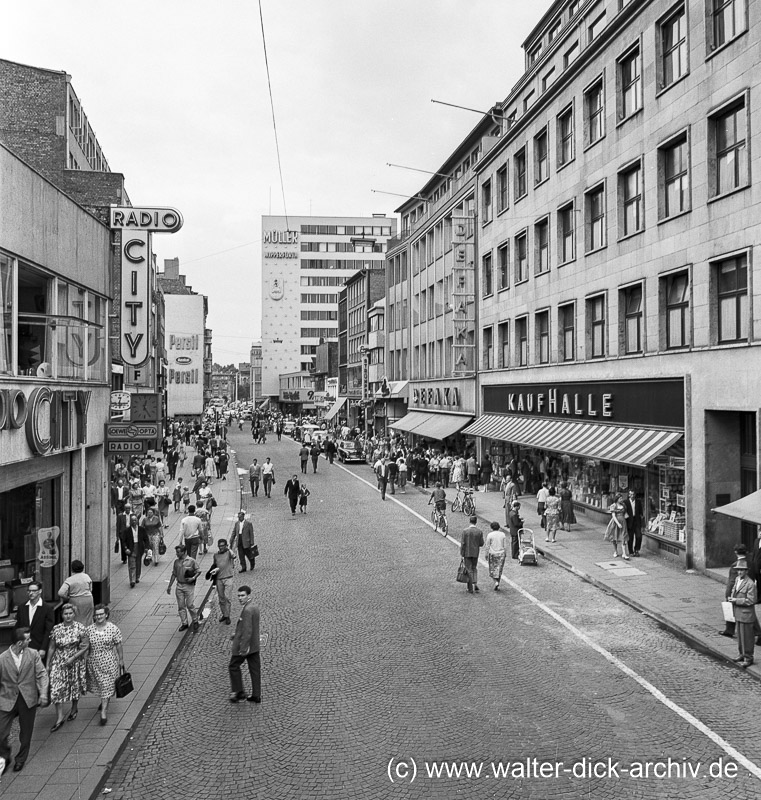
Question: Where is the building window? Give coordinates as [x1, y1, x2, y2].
[548, 18, 562, 42]
[622, 284, 643, 354]
[710, 0, 747, 51]
[482, 179, 492, 224]
[709, 98, 748, 197]
[528, 43, 542, 65]
[588, 295, 606, 358]
[559, 303, 575, 361]
[497, 242, 509, 291]
[659, 133, 690, 219]
[542, 68, 555, 92]
[482, 252, 493, 297]
[619, 162, 643, 237]
[496, 165, 508, 213]
[498, 322, 509, 368]
[558, 202, 575, 263]
[515, 232, 528, 283]
[564, 41, 579, 67]
[536, 311, 550, 363]
[585, 78, 605, 146]
[589, 12, 606, 42]
[535, 218, 550, 274]
[585, 184, 606, 251]
[524, 90, 535, 112]
[516, 317, 528, 366]
[715, 255, 748, 342]
[557, 105, 575, 167]
[569, 0, 580, 17]
[514, 147, 527, 199]
[618, 45, 642, 119]
[483, 326, 494, 370]
[658, 5, 687, 89]
[534, 129, 549, 184]
[663, 271, 690, 349]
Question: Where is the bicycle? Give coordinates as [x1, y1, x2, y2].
[428, 500, 448, 536]
[451, 487, 476, 515]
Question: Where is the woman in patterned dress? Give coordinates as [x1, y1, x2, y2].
[86, 604, 125, 726]
[47, 603, 89, 731]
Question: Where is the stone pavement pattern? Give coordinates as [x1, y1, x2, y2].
[97, 432, 761, 799]
[0, 447, 240, 800]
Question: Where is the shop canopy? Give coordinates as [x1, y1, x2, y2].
[462, 414, 682, 468]
[712, 491, 761, 525]
[393, 411, 473, 441]
[324, 397, 347, 421]
[257, 398, 270, 411]
[375, 380, 409, 399]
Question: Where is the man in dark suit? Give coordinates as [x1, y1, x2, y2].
[624, 490, 644, 557]
[14, 583, 54, 662]
[230, 511, 256, 572]
[0, 627, 49, 774]
[120, 513, 150, 588]
[111, 478, 129, 515]
[460, 515, 485, 594]
[228, 585, 261, 703]
[116, 507, 132, 563]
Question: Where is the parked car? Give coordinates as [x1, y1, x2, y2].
[336, 438, 365, 463]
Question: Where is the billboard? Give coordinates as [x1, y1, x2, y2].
[164, 295, 205, 416]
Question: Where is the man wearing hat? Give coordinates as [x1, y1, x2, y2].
[728, 555, 758, 668]
[507, 500, 524, 560]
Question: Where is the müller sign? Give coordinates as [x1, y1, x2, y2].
[110, 206, 184, 368]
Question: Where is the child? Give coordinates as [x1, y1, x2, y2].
[173, 477, 184, 512]
[299, 483, 311, 513]
[180, 480, 191, 512]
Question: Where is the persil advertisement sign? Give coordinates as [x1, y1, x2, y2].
[164, 294, 205, 416]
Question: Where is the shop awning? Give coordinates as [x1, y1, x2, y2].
[713, 491, 761, 524]
[462, 414, 683, 468]
[413, 413, 473, 441]
[391, 411, 433, 433]
[257, 398, 270, 411]
[375, 380, 409, 399]
[324, 397, 347, 421]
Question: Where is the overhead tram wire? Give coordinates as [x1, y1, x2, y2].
[259, 0, 289, 230]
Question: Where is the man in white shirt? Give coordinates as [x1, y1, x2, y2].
[180, 505, 203, 559]
[261, 458, 275, 498]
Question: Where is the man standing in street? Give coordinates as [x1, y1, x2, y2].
[460, 515, 484, 594]
[228, 585, 261, 704]
[324, 437, 336, 465]
[208, 538, 236, 624]
[507, 501, 524, 561]
[249, 459, 262, 498]
[624, 490, 644, 557]
[230, 511, 256, 572]
[310, 442, 321, 474]
[729, 556, 758, 668]
[167, 545, 200, 632]
[284, 475, 301, 516]
[377, 457, 390, 501]
[299, 444, 310, 475]
[14, 583, 54, 664]
[179, 504, 203, 560]
[0, 628, 49, 775]
[262, 457, 275, 498]
[119, 515, 150, 589]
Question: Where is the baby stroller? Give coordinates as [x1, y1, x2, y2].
[518, 528, 538, 566]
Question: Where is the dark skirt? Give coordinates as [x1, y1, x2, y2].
[560, 500, 576, 524]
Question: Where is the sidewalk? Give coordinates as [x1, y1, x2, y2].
[1, 446, 242, 800]
[427, 481, 757, 678]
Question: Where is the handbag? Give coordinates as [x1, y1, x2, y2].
[253, 545, 260, 558]
[210, 497, 218, 507]
[114, 671, 134, 698]
[158, 538, 167, 556]
[456, 559, 470, 584]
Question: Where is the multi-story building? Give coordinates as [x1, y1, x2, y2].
[250, 342, 263, 409]
[158, 259, 208, 419]
[260, 214, 396, 402]
[211, 364, 237, 402]
[463, 0, 760, 571]
[237, 362, 251, 402]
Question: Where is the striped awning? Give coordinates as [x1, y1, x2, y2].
[462, 414, 683, 468]
[324, 397, 347, 421]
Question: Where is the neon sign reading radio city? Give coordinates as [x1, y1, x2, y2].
[109, 206, 184, 368]
[0, 387, 91, 456]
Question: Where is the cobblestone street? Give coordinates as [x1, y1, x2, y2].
[100, 433, 761, 799]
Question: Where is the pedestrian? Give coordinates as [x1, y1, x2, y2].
[480, 454, 493, 492]
[228, 585, 262, 704]
[299, 483, 311, 513]
[284, 475, 301, 515]
[460, 516, 484, 594]
[325, 438, 336, 464]
[624, 489, 643, 556]
[85, 604, 125, 725]
[179, 504, 203, 560]
[452, 456, 466, 490]
[15, 582, 55, 663]
[192, 449, 205, 478]
[544, 487, 561, 543]
[156, 480, 171, 527]
[120, 514, 150, 588]
[729, 556, 758, 668]
[299, 444, 309, 474]
[536, 481, 549, 530]
[262, 457, 275, 498]
[204, 451, 215, 483]
[397, 456, 408, 493]
[387, 457, 398, 495]
[604, 493, 629, 560]
[484, 521, 507, 590]
[249, 459, 261, 497]
[507, 501, 523, 560]
[502, 474, 519, 516]
[218, 449, 229, 480]
[46, 603, 88, 731]
[310, 443, 320, 473]
[558, 481, 576, 532]
[466, 454, 478, 490]
[439, 454, 451, 488]
[57, 560, 94, 626]
[128, 479, 144, 518]
[231, 511, 256, 572]
[172, 477, 183, 512]
[116, 507, 130, 563]
[0, 627, 49, 774]
[720, 544, 758, 638]
[429, 481, 447, 517]
[207, 538, 236, 624]
[142, 507, 163, 564]
[167, 545, 201, 632]
[195, 503, 212, 554]
[377, 457, 390, 501]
